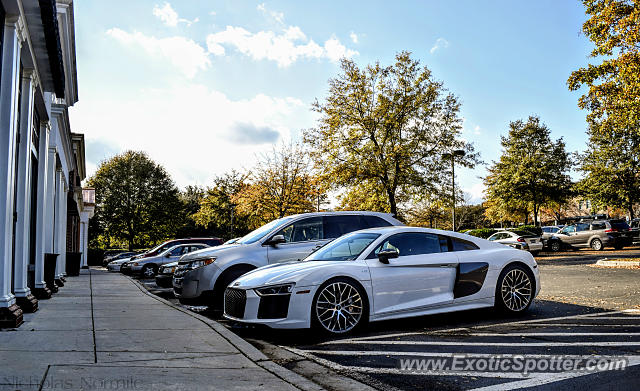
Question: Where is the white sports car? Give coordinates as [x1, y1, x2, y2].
[224, 226, 540, 334]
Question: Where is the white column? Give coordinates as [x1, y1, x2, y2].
[44, 148, 57, 255]
[53, 169, 63, 278]
[0, 18, 23, 309]
[57, 179, 68, 278]
[33, 124, 50, 290]
[13, 71, 36, 298]
[79, 212, 89, 267]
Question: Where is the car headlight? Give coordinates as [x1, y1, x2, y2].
[185, 257, 216, 270]
[255, 283, 295, 296]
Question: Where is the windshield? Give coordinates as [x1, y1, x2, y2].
[306, 232, 380, 262]
[237, 217, 294, 244]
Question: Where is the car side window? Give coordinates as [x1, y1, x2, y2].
[561, 226, 576, 234]
[323, 215, 367, 239]
[451, 237, 480, 251]
[368, 233, 441, 259]
[591, 222, 606, 230]
[169, 247, 185, 256]
[275, 217, 324, 243]
[362, 215, 393, 228]
[576, 223, 590, 232]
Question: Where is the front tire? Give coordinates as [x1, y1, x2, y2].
[312, 278, 368, 335]
[549, 241, 561, 252]
[591, 238, 603, 251]
[495, 264, 534, 315]
[141, 265, 157, 279]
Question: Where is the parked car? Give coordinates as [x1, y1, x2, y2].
[173, 211, 403, 308]
[107, 257, 134, 272]
[224, 238, 240, 245]
[122, 243, 210, 278]
[102, 251, 138, 267]
[223, 226, 540, 334]
[102, 249, 127, 264]
[630, 219, 640, 243]
[547, 219, 632, 252]
[541, 226, 562, 248]
[487, 230, 543, 254]
[128, 237, 224, 263]
[155, 261, 179, 288]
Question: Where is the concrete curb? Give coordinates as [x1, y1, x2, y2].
[126, 276, 326, 391]
[595, 259, 640, 267]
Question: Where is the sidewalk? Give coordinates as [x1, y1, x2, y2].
[0, 269, 321, 391]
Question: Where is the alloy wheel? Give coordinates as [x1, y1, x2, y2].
[315, 282, 363, 333]
[142, 266, 156, 278]
[500, 268, 532, 312]
[591, 239, 602, 251]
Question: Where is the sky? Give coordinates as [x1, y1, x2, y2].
[69, 0, 594, 203]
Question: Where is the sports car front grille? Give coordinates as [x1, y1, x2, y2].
[224, 288, 247, 319]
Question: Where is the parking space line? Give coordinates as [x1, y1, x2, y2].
[301, 350, 639, 360]
[431, 332, 640, 337]
[517, 323, 640, 327]
[467, 357, 640, 391]
[323, 340, 640, 347]
[285, 347, 527, 379]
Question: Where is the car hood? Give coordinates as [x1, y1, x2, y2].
[231, 260, 342, 289]
[179, 243, 243, 261]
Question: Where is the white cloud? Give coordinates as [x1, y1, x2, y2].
[473, 125, 481, 135]
[206, 26, 357, 67]
[70, 83, 310, 188]
[257, 3, 285, 25]
[153, 2, 198, 27]
[464, 183, 486, 203]
[430, 37, 449, 54]
[107, 28, 210, 78]
[349, 31, 358, 44]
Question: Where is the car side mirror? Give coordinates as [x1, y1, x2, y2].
[378, 249, 399, 264]
[266, 234, 286, 246]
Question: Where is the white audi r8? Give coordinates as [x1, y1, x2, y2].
[224, 226, 540, 335]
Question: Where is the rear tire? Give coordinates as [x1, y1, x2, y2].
[591, 238, 603, 251]
[495, 264, 535, 315]
[141, 265, 157, 279]
[549, 241, 561, 252]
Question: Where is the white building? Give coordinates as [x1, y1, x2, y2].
[0, 0, 91, 328]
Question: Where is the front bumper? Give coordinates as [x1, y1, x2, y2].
[223, 286, 316, 329]
[107, 263, 123, 272]
[155, 274, 173, 288]
[173, 264, 222, 299]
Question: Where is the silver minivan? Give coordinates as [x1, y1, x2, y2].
[173, 211, 403, 308]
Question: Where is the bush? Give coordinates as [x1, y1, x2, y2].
[465, 228, 498, 239]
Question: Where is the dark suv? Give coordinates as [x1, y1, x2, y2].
[547, 219, 632, 251]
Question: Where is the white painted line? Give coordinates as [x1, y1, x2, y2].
[468, 356, 640, 391]
[432, 332, 640, 337]
[519, 323, 640, 327]
[285, 347, 526, 379]
[324, 340, 640, 347]
[333, 310, 639, 344]
[301, 350, 640, 360]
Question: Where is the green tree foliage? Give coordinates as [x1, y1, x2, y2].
[569, 0, 640, 219]
[577, 125, 640, 218]
[235, 143, 321, 226]
[88, 151, 183, 250]
[305, 51, 479, 217]
[568, 0, 640, 134]
[483, 116, 572, 226]
[192, 170, 252, 239]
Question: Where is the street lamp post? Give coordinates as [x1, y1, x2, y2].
[443, 149, 466, 231]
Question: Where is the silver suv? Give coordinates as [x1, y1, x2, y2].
[173, 211, 403, 308]
[547, 219, 632, 252]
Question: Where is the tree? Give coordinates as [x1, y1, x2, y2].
[192, 170, 252, 238]
[568, 0, 640, 136]
[483, 116, 572, 226]
[235, 143, 321, 226]
[305, 51, 479, 217]
[174, 186, 215, 238]
[577, 125, 640, 219]
[88, 151, 183, 250]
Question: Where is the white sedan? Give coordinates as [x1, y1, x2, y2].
[224, 227, 540, 334]
[487, 230, 544, 254]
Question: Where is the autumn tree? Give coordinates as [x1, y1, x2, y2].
[235, 143, 321, 226]
[483, 116, 572, 226]
[305, 51, 479, 217]
[569, 0, 640, 219]
[192, 170, 252, 238]
[88, 151, 183, 250]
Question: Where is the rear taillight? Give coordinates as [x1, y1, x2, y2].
[605, 229, 614, 233]
[517, 237, 526, 242]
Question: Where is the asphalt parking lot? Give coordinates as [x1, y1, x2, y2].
[137, 246, 640, 391]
